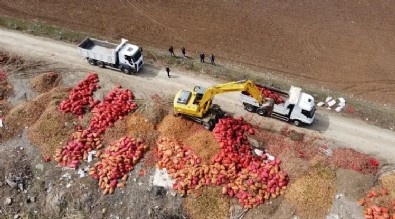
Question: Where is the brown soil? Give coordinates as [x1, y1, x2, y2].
[1, 1, 395, 105]
[183, 186, 230, 219]
[285, 165, 336, 219]
[184, 130, 219, 165]
[0, 148, 33, 217]
[335, 168, 376, 200]
[31, 72, 62, 94]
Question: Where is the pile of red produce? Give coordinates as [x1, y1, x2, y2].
[155, 117, 288, 208]
[257, 86, 284, 104]
[54, 130, 103, 168]
[0, 70, 6, 82]
[88, 137, 148, 195]
[213, 117, 288, 208]
[59, 73, 101, 116]
[155, 137, 205, 195]
[330, 148, 379, 174]
[56, 74, 138, 169]
[359, 188, 395, 219]
[89, 87, 137, 135]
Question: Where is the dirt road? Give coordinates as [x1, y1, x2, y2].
[1, 29, 394, 164]
[2, 1, 395, 105]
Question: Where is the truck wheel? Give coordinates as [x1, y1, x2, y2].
[256, 108, 268, 116]
[97, 61, 105, 68]
[203, 120, 214, 130]
[244, 104, 256, 112]
[121, 67, 131, 74]
[87, 59, 96, 66]
[292, 120, 301, 126]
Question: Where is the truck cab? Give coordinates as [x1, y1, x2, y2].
[118, 43, 144, 73]
[78, 37, 144, 74]
[272, 87, 315, 125]
[240, 86, 316, 126]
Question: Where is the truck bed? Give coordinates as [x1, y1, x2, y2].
[78, 38, 117, 64]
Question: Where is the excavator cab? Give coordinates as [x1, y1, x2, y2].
[193, 86, 206, 103]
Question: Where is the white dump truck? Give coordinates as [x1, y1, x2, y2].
[78, 38, 144, 74]
[240, 86, 316, 126]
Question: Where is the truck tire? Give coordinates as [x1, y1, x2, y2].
[97, 61, 105, 68]
[256, 108, 268, 116]
[292, 120, 301, 126]
[121, 67, 132, 74]
[202, 120, 214, 131]
[87, 58, 96, 66]
[244, 104, 256, 112]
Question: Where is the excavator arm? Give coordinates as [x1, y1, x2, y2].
[199, 80, 265, 114]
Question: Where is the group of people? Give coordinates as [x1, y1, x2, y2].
[199, 52, 215, 65]
[165, 46, 217, 78]
[168, 46, 216, 65]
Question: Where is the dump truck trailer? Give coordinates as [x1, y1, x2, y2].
[78, 38, 144, 74]
[240, 85, 316, 126]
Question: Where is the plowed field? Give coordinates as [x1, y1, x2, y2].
[1, 0, 395, 104]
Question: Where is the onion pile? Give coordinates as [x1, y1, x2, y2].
[359, 188, 395, 219]
[89, 87, 137, 135]
[54, 130, 103, 168]
[155, 117, 288, 208]
[88, 137, 149, 195]
[59, 73, 101, 116]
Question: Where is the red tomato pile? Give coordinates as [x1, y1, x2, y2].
[359, 188, 395, 219]
[89, 87, 137, 135]
[155, 117, 288, 208]
[88, 137, 149, 195]
[59, 73, 101, 116]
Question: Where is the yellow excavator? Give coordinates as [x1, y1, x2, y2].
[173, 80, 274, 130]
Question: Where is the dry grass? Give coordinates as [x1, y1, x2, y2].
[183, 187, 230, 219]
[28, 104, 77, 157]
[285, 165, 336, 219]
[0, 87, 71, 154]
[157, 115, 204, 141]
[102, 119, 128, 145]
[0, 81, 12, 101]
[0, 91, 53, 141]
[184, 130, 219, 165]
[278, 152, 311, 180]
[380, 173, 395, 197]
[126, 113, 157, 148]
[31, 72, 62, 93]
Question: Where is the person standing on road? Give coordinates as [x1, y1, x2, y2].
[166, 67, 171, 78]
[181, 47, 186, 58]
[210, 53, 215, 65]
[200, 52, 205, 63]
[169, 46, 175, 57]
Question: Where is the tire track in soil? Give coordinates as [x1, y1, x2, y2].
[0, 2, 108, 33]
[122, 0, 186, 44]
